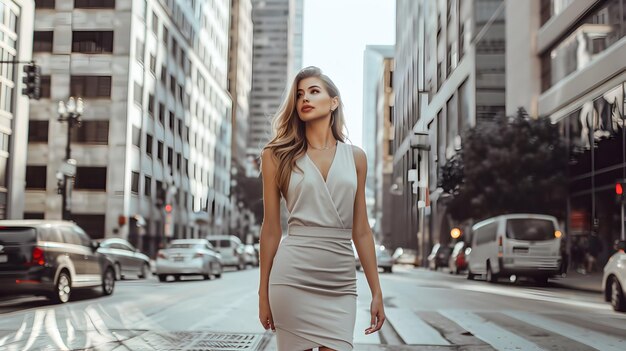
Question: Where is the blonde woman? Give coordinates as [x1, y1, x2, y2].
[258, 66, 385, 351]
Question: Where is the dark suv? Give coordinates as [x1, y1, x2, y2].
[0, 220, 115, 303]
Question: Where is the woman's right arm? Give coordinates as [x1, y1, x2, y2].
[258, 148, 282, 331]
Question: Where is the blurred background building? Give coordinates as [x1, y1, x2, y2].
[25, 0, 236, 257]
[0, 0, 34, 220]
[507, 0, 626, 268]
[362, 45, 394, 245]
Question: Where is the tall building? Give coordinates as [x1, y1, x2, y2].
[228, 0, 254, 240]
[507, 0, 626, 266]
[0, 0, 34, 219]
[393, 0, 506, 264]
[362, 45, 394, 241]
[247, 0, 303, 162]
[26, 0, 233, 257]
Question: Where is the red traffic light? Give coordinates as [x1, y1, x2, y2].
[165, 204, 172, 213]
[617, 183, 624, 195]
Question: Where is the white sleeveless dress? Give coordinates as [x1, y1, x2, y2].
[268, 141, 358, 351]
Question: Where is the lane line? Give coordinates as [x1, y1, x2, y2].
[504, 311, 626, 351]
[439, 309, 543, 351]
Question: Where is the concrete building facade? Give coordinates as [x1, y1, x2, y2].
[0, 0, 34, 220]
[507, 0, 626, 267]
[26, 0, 233, 257]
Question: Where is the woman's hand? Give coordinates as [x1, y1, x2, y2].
[365, 294, 385, 334]
[258, 296, 275, 332]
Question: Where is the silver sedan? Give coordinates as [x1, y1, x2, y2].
[156, 239, 223, 282]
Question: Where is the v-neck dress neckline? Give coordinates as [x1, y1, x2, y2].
[305, 141, 340, 184]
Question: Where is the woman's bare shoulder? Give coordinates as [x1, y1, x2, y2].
[349, 145, 367, 170]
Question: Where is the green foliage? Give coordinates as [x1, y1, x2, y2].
[440, 108, 568, 222]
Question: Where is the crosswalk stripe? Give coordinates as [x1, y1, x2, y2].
[353, 306, 381, 344]
[504, 311, 626, 351]
[385, 307, 450, 345]
[439, 310, 543, 351]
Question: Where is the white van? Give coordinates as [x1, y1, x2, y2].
[467, 214, 562, 284]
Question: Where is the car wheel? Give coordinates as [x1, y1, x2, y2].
[486, 264, 497, 283]
[467, 269, 476, 280]
[158, 274, 167, 282]
[384, 267, 393, 273]
[611, 277, 626, 312]
[203, 263, 212, 280]
[215, 264, 223, 279]
[114, 263, 122, 281]
[102, 267, 115, 296]
[139, 263, 151, 279]
[50, 271, 72, 304]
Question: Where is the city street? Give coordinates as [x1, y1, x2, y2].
[0, 266, 625, 350]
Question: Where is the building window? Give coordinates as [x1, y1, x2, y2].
[132, 126, 141, 147]
[71, 214, 106, 239]
[169, 111, 175, 130]
[24, 212, 45, 219]
[160, 66, 167, 85]
[157, 141, 163, 161]
[136, 39, 144, 63]
[158, 103, 165, 124]
[35, 0, 55, 9]
[28, 121, 48, 142]
[72, 121, 109, 144]
[33, 31, 53, 52]
[148, 94, 155, 116]
[40, 75, 51, 98]
[176, 153, 181, 171]
[541, 0, 625, 91]
[131, 171, 140, 193]
[149, 54, 156, 74]
[70, 76, 112, 98]
[72, 31, 113, 53]
[74, 0, 115, 9]
[146, 134, 153, 156]
[144, 175, 151, 196]
[133, 82, 143, 105]
[26, 166, 46, 190]
[177, 119, 182, 136]
[75, 167, 107, 190]
[152, 12, 158, 34]
[167, 147, 173, 167]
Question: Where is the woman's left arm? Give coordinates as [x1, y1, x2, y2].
[351, 146, 385, 335]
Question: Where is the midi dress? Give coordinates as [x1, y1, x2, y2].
[268, 141, 358, 351]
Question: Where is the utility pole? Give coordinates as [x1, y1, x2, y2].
[57, 97, 84, 220]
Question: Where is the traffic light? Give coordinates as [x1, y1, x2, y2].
[22, 63, 41, 100]
[616, 180, 626, 204]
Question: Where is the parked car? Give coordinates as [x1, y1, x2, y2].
[155, 239, 223, 282]
[243, 244, 259, 267]
[0, 220, 115, 303]
[427, 243, 453, 270]
[467, 214, 562, 285]
[393, 247, 419, 266]
[448, 241, 469, 274]
[207, 235, 246, 270]
[97, 238, 151, 280]
[377, 245, 394, 273]
[603, 240, 626, 312]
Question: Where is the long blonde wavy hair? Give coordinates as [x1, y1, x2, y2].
[262, 66, 347, 196]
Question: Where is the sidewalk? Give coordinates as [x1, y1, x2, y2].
[551, 270, 603, 294]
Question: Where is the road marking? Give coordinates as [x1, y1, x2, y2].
[385, 307, 450, 345]
[22, 309, 45, 351]
[440, 310, 543, 351]
[505, 311, 626, 351]
[44, 309, 69, 351]
[353, 305, 381, 344]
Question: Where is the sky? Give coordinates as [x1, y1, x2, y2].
[302, 0, 396, 147]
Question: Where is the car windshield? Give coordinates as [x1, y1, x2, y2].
[506, 219, 555, 241]
[168, 243, 203, 249]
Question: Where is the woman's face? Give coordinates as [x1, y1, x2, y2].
[296, 77, 337, 123]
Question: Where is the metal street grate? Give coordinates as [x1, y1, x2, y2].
[121, 331, 267, 351]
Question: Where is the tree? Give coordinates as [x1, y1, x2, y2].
[440, 108, 568, 222]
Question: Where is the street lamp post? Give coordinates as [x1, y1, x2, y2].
[57, 97, 84, 220]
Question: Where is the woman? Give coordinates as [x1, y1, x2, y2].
[258, 66, 385, 351]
